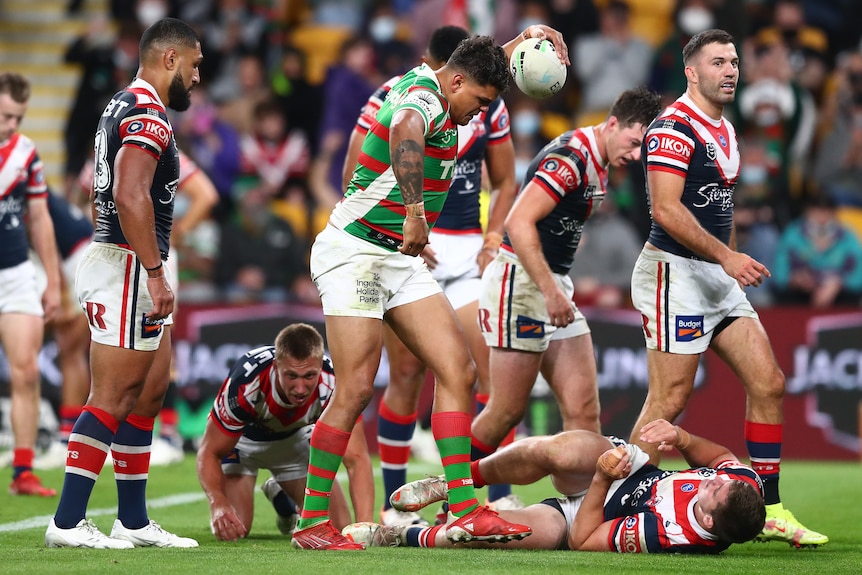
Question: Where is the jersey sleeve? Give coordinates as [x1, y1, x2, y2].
[26, 151, 48, 198]
[644, 118, 695, 177]
[356, 76, 398, 134]
[530, 146, 585, 204]
[396, 87, 449, 137]
[607, 513, 665, 553]
[177, 149, 199, 187]
[119, 97, 173, 160]
[209, 347, 276, 436]
[486, 99, 511, 146]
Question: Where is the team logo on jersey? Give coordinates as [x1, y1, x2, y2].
[625, 517, 637, 529]
[515, 315, 545, 338]
[645, 495, 663, 507]
[127, 120, 144, 134]
[680, 482, 695, 492]
[675, 316, 704, 341]
[705, 142, 717, 160]
[647, 136, 659, 153]
[542, 158, 559, 172]
[719, 134, 727, 148]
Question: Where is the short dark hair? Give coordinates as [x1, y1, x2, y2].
[0, 72, 30, 103]
[446, 35, 510, 93]
[274, 323, 324, 361]
[609, 86, 662, 128]
[682, 29, 735, 65]
[428, 26, 470, 64]
[710, 481, 766, 544]
[139, 17, 199, 55]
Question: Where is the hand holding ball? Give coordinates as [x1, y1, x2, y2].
[510, 38, 567, 99]
[598, 445, 629, 479]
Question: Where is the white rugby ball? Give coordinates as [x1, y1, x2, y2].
[510, 38, 567, 99]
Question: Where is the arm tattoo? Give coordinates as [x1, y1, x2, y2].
[393, 139, 425, 205]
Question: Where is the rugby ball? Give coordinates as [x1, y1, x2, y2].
[510, 38, 567, 99]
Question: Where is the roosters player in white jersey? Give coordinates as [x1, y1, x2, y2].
[0, 72, 61, 497]
[627, 29, 826, 547]
[196, 323, 373, 542]
[347, 418, 766, 554]
[46, 18, 203, 550]
[471, 88, 662, 492]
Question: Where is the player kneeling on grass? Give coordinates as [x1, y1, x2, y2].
[344, 419, 766, 553]
[197, 323, 374, 541]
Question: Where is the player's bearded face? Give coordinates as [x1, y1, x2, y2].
[696, 43, 738, 106]
[168, 70, 192, 111]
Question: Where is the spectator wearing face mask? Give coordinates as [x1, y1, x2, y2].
[772, 193, 862, 308]
[648, 0, 716, 106]
[730, 34, 817, 225]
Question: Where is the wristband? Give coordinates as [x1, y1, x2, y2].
[144, 261, 163, 272]
[675, 425, 691, 450]
[405, 202, 426, 218]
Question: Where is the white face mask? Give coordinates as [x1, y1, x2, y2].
[678, 7, 714, 36]
[369, 16, 397, 43]
[513, 111, 541, 136]
[137, 1, 168, 28]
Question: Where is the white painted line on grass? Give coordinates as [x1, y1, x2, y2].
[0, 460, 445, 533]
[0, 493, 206, 532]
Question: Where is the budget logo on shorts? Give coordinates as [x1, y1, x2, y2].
[140, 313, 164, 339]
[515, 315, 545, 338]
[675, 315, 703, 342]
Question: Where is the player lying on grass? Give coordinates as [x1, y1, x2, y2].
[344, 419, 766, 553]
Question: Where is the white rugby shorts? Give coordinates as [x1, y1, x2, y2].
[75, 242, 173, 351]
[0, 260, 43, 316]
[428, 230, 483, 310]
[630, 246, 758, 354]
[220, 424, 314, 482]
[478, 250, 589, 352]
[310, 224, 441, 319]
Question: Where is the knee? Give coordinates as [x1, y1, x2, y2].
[749, 369, 786, 403]
[9, 358, 40, 387]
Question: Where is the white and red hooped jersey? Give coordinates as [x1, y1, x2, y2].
[209, 346, 335, 441]
[0, 133, 47, 269]
[501, 127, 608, 275]
[643, 93, 740, 260]
[92, 78, 178, 259]
[604, 460, 763, 554]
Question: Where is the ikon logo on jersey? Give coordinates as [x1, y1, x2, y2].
[675, 315, 704, 342]
[516, 315, 545, 338]
[658, 136, 692, 158]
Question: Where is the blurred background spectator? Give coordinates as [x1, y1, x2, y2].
[308, 34, 379, 208]
[572, 0, 653, 127]
[214, 184, 317, 305]
[772, 193, 862, 307]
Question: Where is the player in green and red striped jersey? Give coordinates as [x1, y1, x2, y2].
[291, 26, 571, 551]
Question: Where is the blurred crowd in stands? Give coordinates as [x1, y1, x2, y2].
[59, 0, 862, 309]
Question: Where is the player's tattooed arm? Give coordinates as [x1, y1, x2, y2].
[393, 139, 425, 205]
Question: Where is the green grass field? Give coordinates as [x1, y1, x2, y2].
[1, 457, 860, 575]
